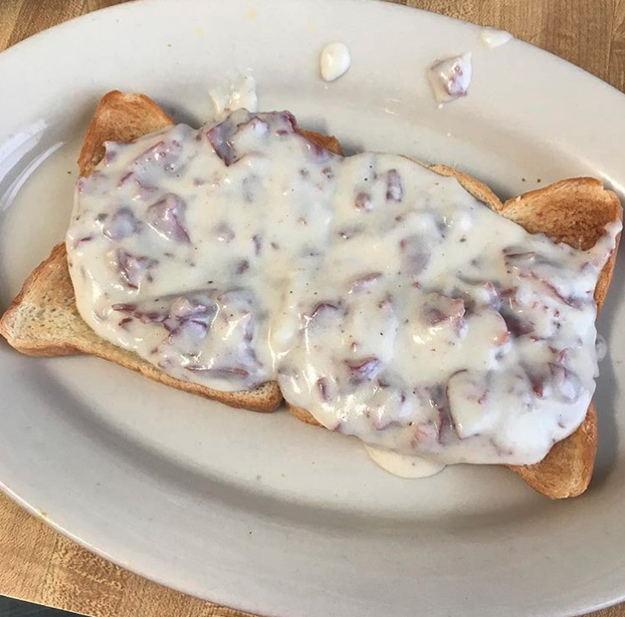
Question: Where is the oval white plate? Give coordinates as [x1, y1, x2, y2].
[1, 1, 625, 615]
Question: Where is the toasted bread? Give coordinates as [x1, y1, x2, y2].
[0, 93, 345, 413]
[0, 91, 621, 497]
[0, 92, 282, 413]
[288, 175, 622, 499]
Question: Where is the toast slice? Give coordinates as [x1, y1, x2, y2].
[289, 175, 622, 498]
[0, 91, 621, 497]
[0, 92, 344, 413]
[0, 92, 282, 413]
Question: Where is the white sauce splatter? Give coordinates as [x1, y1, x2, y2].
[480, 27, 513, 49]
[365, 446, 445, 478]
[320, 42, 351, 82]
[209, 72, 258, 121]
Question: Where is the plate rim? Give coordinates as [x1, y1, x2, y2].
[1, 1, 625, 616]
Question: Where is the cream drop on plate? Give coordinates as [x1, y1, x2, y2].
[480, 27, 513, 49]
[365, 446, 445, 478]
[319, 42, 351, 82]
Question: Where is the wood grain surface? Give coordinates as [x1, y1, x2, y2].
[1, 1, 624, 616]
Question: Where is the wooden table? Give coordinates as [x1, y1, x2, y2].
[1, 1, 624, 615]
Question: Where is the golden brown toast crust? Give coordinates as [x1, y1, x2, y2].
[512, 404, 597, 498]
[78, 90, 176, 177]
[0, 91, 621, 497]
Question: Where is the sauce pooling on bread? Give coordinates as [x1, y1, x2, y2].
[67, 110, 620, 472]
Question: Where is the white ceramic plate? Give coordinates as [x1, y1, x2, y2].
[1, 1, 625, 615]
